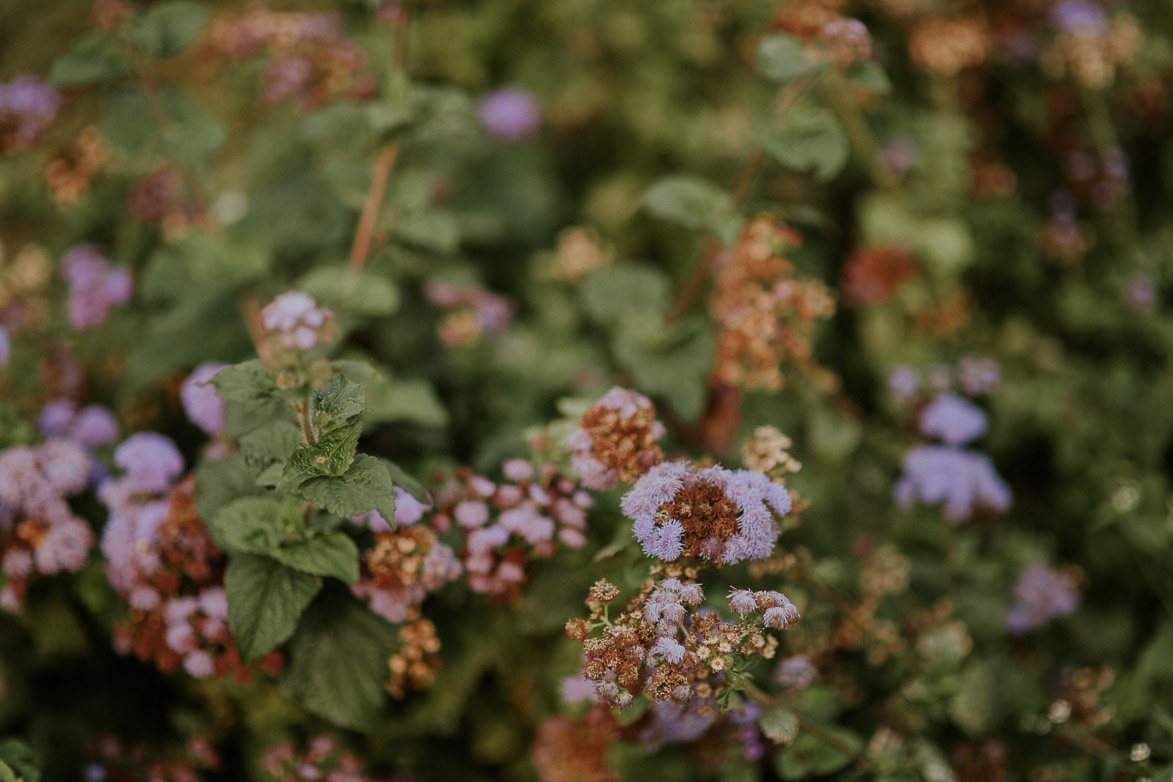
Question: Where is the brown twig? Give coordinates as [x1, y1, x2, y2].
[348, 143, 399, 272]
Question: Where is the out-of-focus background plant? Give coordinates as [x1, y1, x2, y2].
[2, 0, 1173, 780]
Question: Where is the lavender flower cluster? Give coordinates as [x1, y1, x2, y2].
[478, 87, 541, 142]
[0, 438, 94, 611]
[39, 398, 120, 451]
[1005, 563, 1079, 634]
[179, 363, 227, 438]
[622, 462, 790, 564]
[0, 75, 62, 146]
[260, 291, 337, 352]
[424, 281, 514, 348]
[727, 588, 801, 629]
[890, 359, 1011, 523]
[59, 245, 134, 331]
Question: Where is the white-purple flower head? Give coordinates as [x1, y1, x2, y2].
[570, 387, 666, 490]
[1006, 563, 1079, 634]
[622, 461, 789, 565]
[113, 432, 184, 494]
[957, 355, 1000, 396]
[180, 363, 227, 437]
[478, 87, 541, 142]
[260, 291, 336, 352]
[888, 364, 921, 403]
[1050, 0, 1109, 35]
[59, 245, 134, 331]
[894, 444, 1011, 523]
[0, 75, 62, 144]
[918, 393, 987, 446]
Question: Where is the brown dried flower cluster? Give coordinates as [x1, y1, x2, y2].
[544, 225, 613, 282]
[741, 426, 802, 477]
[0, 243, 53, 332]
[531, 708, 618, 782]
[568, 568, 782, 711]
[569, 387, 666, 491]
[387, 617, 443, 699]
[908, 18, 990, 76]
[44, 126, 109, 207]
[710, 216, 835, 392]
[1041, 14, 1141, 90]
[840, 245, 918, 308]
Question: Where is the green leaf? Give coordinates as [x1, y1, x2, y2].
[195, 453, 263, 522]
[128, 1, 210, 57]
[311, 375, 367, 432]
[643, 176, 739, 237]
[206, 497, 304, 555]
[212, 360, 282, 419]
[949, 661, 997, 735]
[226, 554, 322, 665]
[393, 211, 462, 255]
[281, 585, 398, 730]
[846, 60, 891, 95]
[580, 265, 672, 326]
[275, 532, 360, 583]
[755, 34, 825, 83]
[47, 33, 130, 86]
[0, 738, 41, 782]
[774, 724, 862, 779]
[613, 320, 714, 420]
[380, 459, 428, 503]
[239, 419, 303, 487]
[141, 232, 271, 302]
[365, 376, 448, 429]
[295, 454, 397, 521]
[759, 709, 800, 744]
[297, 267, 401, 318]
[760, 107, 848, 181]
[278, 422, 363, 495]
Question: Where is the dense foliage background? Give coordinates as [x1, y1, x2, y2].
[2, 0, 1173, 780]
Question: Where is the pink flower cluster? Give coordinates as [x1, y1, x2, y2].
[260, 291, 337, 352]
[260, 735, 373, 782]
[432, 461, 591, 598]
[59, 245, 134, 331]
[0, 438, 94, 611]
[424, 281, 514, 348]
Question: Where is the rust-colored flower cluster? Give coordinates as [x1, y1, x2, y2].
[1041, 11, 1141, 90]
[740, 425, 802, 479]
[568, 570, 786, 711]
[840, 245, 918, 308]
[424, 281, 515, 348]
[543, 225, 613, 282]
[531, 708, 619, 782]
[350, 521, 460, 624]
[111, 477, 283, 683]
[205, 9, 375, 110]
[568, 387, 666, 490]
[387, 617, 443, 699]
[43, 126, 109, 207]
[908, 17, 990, 76]
[128, 168, 205, 237]
[710, 216, 835, 392]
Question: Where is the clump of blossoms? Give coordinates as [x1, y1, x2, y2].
[260, 735, 374, 782]
[260, 291, 337, 358]
[817, 18, 872, 67]
[568, 387, 666, 490]
[890, 360, 1011, 523]
[424, 280, 514, 348]
[566, 575, 793, 710]
[0, 438, 93, 611]
[531, 708, 618, 782]
[59, 245, 134, 331]
[386, 617, 443, 699]
[38, 397, 119, 452]
[205, 10, 375, 109]
[179, 363, 228, 440]
[622, 462, 791, 565]
[1041, 1, 1140, 90]
[710, 216, 836, 392]
[128, 167, 204, 235]
[840, 245, 918, 308]
[1005, 563, 1080, 634]
[430, 461, 590, 598]
[479, 86, 542, 142]
[44, 125, 109, 207]
[85, 733, 220, 782]
[0, 75, 62, 152]
[540, 225, 613, 282]
[99, 434, 279, 680]
[908, 16, 990, 76]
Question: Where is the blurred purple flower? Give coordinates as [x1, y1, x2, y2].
[180, 363, 227, 437]
[895, 444, 1011, 523]
[1050, 0, 1108, 35]
[919, 393, 988, 445]
[0, 75, 62, 143]
[1124, 274, 1156, 312]
[59, 245, 134, 331]
[1006, 563, 1079, 633]
[479, 87, 541, 142]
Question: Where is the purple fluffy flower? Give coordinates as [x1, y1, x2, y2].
[888, 364, 921, 402]
[1050, 0, 1108, 34]
[478, 87, 541, 141]
[0, 75, 62, 144]
[957, 355, 1000, 396]
[1006, 563, 1079, 633]
[180, 363, 227, 437]
[728, 589, 757, 618]
[260, 291, 336, 351]
[775, 655, 817, 691]
[894, 444, 1011, 523]
[59, 245, 134, 331]
[919, 393, 988, 446]
[113, 432, 185, 494]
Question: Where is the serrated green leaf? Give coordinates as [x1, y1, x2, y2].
[281, 585, 397, 730]
[212, 360, 282, 417]
[275, 532, 360, 583]
[760, 107, 848, 181]
[613, 320, 714, 420]
[226, 554, 322, 665]
[128, 1, 210, 58]
[760, 709, 800, 744]
[755, 34, 825, 83]
[240, 419, 303, 486]
[279, 422, 363, 495]
[312, 375, 366, 430]
[206, 497, 304, 555]
[48, 33, 130, 86]
[295, 454, 397, 520]
[195, 453, 263, 522]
